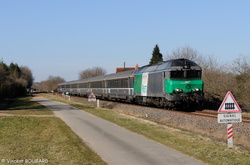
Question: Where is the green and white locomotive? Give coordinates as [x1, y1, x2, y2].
[58, 58, 204, 109]
[133, 58, 204, 107]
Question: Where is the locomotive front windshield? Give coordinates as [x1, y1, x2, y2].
[170, 70, 201, 79]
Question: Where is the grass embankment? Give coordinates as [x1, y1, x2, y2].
[1, 96, 52, 115]
[45, 94, 250, 165]
[0, 96, 106, 165]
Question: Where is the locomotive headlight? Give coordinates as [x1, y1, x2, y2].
[175, 88, 183, 92]
[193, 88, 200, 92]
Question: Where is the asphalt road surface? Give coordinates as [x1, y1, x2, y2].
[34, 97, 205, 165]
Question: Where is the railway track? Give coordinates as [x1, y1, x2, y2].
[190, 110, 250, 124]
[57, 93, 250, 124]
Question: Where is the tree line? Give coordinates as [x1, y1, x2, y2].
[35, 76, 65, 93]
[0, 61, 33, 100]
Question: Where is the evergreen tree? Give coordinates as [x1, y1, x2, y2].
[9, 62, 21, 78]
[149, 44, 163, 64]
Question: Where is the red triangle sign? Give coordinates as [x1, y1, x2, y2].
[218, 91, 242, 113]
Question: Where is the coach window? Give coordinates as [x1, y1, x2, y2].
[121, 79, 125, 88]
[108, 80, 112, 88]
[131, 79, 134, 87]
[72, 84, 77, 88]
[79, 83, 82, 88]
[120, 79, 124, 88]
[108, 80, 110, 88]
[125, 79, 128, 87]
[98, 81, 103, 88]
[115, 80, 119, 88]
[107, 81, 110, 88]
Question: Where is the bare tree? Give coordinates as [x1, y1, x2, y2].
[79, 66, 107, 79]
[166, 45, 203, 65]
[231, 55, 250, 75]
[20, 66, 34, 89]
[38, 76, 65, 92]
[230, 55, 250, 111]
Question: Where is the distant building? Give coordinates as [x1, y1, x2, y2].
[116, 64, 139, 73]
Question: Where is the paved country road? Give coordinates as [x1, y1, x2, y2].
[34, 97, 205, 165]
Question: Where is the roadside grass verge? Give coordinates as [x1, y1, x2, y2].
[0, 96, 53, 115]
[0, 116, 106, 165]
[0, 96, 106, 165]
[44, 94, 250, 165]
[6, 96, 45, 110]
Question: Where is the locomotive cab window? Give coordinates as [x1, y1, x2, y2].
[188, 70, 201, 78]
[170, 70, 201, 79]
[171, 71, 183, 78]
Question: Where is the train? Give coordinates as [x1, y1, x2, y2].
[58, 58, 204, 109]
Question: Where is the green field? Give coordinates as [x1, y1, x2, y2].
[0, 96, 106, 165]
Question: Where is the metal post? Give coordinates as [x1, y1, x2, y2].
[97, 99, 99, 108]
[227, 124, 233, 149]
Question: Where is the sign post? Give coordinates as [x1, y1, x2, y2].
[227, 124, 233, 149]
[217, 91, 242, 149]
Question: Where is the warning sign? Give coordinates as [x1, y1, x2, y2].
[218, 91, 241, 113]
[88, 92, 96, 102]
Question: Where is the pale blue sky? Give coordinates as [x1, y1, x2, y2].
[1, 0, 249, 82]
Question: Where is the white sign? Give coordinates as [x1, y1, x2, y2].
[88, 92, 96, 102]
[218, 113, 242, 123]
[218, 91, 242, 113]
[141, 73, 149, 96]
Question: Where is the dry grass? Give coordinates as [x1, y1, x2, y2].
[0, 96, 53, 116]
[0, 116, 106, 165]
[0, 96, 106, 165]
